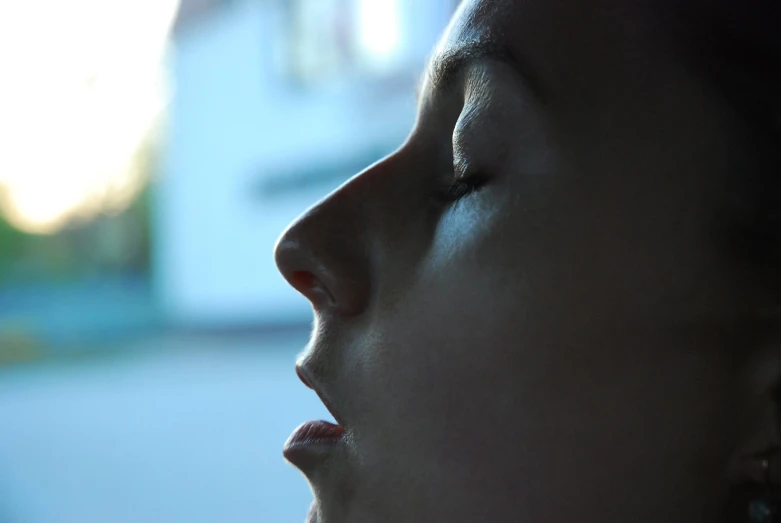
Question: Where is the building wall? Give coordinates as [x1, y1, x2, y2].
[155, 0, 454, 327]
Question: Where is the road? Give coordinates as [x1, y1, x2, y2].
[0, 331, 325, 523]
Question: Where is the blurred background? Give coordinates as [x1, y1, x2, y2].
[0, 1, 459, 521]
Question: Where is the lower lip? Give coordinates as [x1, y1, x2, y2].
[283, 420, 346, 470]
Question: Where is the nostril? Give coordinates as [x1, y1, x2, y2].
[275, 236, 368, 316]
[290, 271, 317, 291]
[289, 271, 336, 308]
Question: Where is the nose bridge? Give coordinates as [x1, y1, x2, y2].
[274, 154, 400, 317]
[274, 146, 426, 317]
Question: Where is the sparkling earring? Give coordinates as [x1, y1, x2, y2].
[749, 459, 779, 523]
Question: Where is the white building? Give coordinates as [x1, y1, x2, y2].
[154, 0, 457, 328]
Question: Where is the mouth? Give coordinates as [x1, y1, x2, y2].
[284, 364, 348, 472]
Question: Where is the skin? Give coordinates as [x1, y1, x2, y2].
[275, 1, 781, 521]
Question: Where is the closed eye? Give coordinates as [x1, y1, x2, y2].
[432, 172, 489, 204]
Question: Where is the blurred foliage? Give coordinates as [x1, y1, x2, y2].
[0, 319, 43, 365]
[0, 212, 28, 269]
[0, 185, 152, 285]
[0, 130, 158, 285]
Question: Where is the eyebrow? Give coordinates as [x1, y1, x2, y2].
[423, 39, 540, 99]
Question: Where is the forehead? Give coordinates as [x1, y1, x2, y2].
[439, 0, 653, 46]
[432, 0, 678, 108]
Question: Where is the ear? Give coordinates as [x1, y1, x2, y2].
[727, 346, 781, 485]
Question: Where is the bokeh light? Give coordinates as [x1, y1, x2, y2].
[357, 0, 402, 68]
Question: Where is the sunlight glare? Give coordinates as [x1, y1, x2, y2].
[357, 0, 401, 66]
[0, 0, 179, 234]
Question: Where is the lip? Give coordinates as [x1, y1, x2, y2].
[296, 365, 348, 429]
[283, 420, 346, 471]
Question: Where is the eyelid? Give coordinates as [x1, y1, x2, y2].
[452, 118, 475, 179]
[452, 152, 471, 179]
[452, 100, 479, 145]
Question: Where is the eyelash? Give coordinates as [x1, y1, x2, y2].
[433, 171, 489, 204]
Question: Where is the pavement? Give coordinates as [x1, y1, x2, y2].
[0, 330, 327, 523]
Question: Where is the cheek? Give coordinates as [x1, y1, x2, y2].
[352, 195, 737, 519]
[359, 205, 557, 465]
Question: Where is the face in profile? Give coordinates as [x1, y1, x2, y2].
[275, 0, 781, 521]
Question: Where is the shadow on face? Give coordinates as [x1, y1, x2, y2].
[275, 1, 781, 522]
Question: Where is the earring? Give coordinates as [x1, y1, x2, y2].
[749, 459, 779, 523]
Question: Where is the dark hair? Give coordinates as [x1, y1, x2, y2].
[672, 1, 781, 273]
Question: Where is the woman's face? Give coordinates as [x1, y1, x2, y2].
[276, 1, 763, 521]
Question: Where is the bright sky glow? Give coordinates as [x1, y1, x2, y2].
[357, 0, 401, 66]
[0, 0, 179, 234]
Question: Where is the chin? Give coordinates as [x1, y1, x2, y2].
[307, 497, 341, 523]
[306, 502, 319, 523]
[307, 495, 358, 523]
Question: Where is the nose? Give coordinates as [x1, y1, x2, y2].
[274, 196, 371, 317]
[295, 363, 313, 389]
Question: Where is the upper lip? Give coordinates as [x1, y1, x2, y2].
[296, 364, 348, 429]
